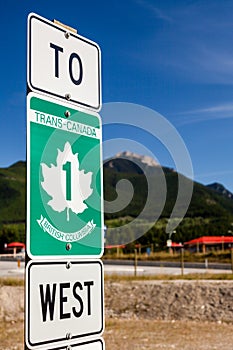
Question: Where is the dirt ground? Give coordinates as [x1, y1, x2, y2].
[1, 279, 233, 349]
[1, 318, 233, 350]
[105, 318, 233, 350]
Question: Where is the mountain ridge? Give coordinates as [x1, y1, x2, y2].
[0, 155, 233, 248]
[207, 182, 233, 200]
[0, 154, 232, 227]
[105, 152, 233, 198]
[103, 153, 233, 245]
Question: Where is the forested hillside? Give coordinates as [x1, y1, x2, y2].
[0, 155, 233, 250]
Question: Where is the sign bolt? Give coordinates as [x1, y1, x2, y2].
[64, 110, 71, 118]
[66, 261, 72, 269]
[66, 332, 72, 340]
[65, 93, 71, 100]
[66, 243, 72, 251]
[65, 31, 70, 39]
[66, 346, 72, 350]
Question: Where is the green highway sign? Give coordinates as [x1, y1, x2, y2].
[27, 92, 103, 258]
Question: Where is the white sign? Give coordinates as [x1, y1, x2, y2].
[27, 13, 101, 111]
[44, 338, 105, 350]
[25, 260, 104, 349]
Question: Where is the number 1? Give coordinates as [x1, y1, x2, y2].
[62, 161, 71, 201]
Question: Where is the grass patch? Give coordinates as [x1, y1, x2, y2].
[0, 277, 24, 286]
[104, 272, 233, 282]
[103, 250, 233, 263]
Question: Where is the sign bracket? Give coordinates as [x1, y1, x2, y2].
[53, 19, 77, 34]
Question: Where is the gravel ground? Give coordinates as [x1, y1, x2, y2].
[104, 318, 233, 350]
[1, 318, 233, 349]
[105, 280, 233, 323]
[1, 280, 233, 349]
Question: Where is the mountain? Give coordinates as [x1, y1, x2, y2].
[1, 154, 233, 245]
[104, 152, 233, 230]
[0, 161, 26, 224]
[207, 182, 233, 200]
[104, 152, 233, 219]
[103, 152, 233, 244]
[105, 151, 173, 175]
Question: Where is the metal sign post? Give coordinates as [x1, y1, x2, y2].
[43, 339, 105, 350]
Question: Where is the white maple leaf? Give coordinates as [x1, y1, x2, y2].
[41, 142, 93, 221]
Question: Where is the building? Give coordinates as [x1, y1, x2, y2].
[184, 236, 233, 253]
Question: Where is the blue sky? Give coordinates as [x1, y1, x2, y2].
[1, 0, 233, 192]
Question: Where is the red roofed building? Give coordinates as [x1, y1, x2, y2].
[105, 244, 126, 249]
[184, 236, 233, 253]
[4, 242, 25, 257]
[166, 240, 183, 254]
[171, 242, 184, 248]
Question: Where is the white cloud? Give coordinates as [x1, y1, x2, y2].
[135, 0, 173, 22]
[133, 1, 233, 84]
[186, 104, 233, 115]
[174, 103, 233, 126]
[197, 169, 233, 179]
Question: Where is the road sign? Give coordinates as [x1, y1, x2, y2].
[45, 339, 105, 350]
[27, 92, 103, 259]
[25, 260, 104, 349]
[27, 13, 101, 111]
